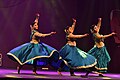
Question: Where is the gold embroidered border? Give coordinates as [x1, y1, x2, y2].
[63, 59, 97, 69]
[7, 50, 59, 65]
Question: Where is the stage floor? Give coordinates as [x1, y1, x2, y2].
[0, 68, 120, 80]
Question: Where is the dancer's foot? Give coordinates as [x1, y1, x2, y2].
[99, 74, 104, 77]
[81, 75, 88, 78]
[57, 71, 62, 76]
[85, 71, 90, 76]
[81, 71, 89, 78]
[70, 69, 76, 76]
[33, 67, 37, 75]
[70, 73, 76, 76]
[33, 72, 38, 75]
[17, 66, 21, 74]
[57, 67, 62, 76]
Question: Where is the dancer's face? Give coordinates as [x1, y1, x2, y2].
[68, 27, 74, 33]
[33, 23, 38, 30]
[94, 25, 99, 33]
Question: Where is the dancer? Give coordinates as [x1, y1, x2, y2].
[87, 18, 116, 77]
[7, 13, 59, 75]
[57, 18, 97, 76]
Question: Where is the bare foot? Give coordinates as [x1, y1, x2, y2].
[33, 72, 38, 75]
[71, 74, 76, 76]
[57, 71, 62, 76]
[99, 74, 104, 77]
[17, 66, 20, 74]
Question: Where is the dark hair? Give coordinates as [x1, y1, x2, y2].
[90, 24, 95, 31]
[31, 22, 35, 27]
[64, 26, 70, 33]
[31, 22, 38, 27]
[64, 26, 70, 30]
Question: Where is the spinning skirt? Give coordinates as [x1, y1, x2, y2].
[7, 42, 59, 68]
[59, 44, 97, 70]
[88, 46, 111, 72]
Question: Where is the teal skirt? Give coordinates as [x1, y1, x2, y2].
[59, 44, 97, 70]
[7, 42, 59, 68]
[87, 46, 111, 72]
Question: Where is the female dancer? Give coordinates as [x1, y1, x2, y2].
[57, 18, 97, 76]
[7, 13, 59, 75]
[87, 18, 116, 76]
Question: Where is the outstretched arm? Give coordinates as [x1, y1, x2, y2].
[97, 18, 102, 29]
[102, 32, 116, 38]
[34, 31, 56, 37]
[96, 32, 116, 39]
[68, 33, 89, 39]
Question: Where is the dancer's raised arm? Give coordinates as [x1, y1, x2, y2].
[34, 13, 40, 23]
[97, 18, 102, 30]
[71, 18, 76, 31]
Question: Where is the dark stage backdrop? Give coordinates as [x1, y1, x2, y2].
[0, 0, 120, 73]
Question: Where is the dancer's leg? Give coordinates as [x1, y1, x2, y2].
[85, 66, 104, 77]
[57, 61, 65, 76]
[33, 59, 37, 75]
[17, 65, 23, 74]
[70, 68, 76, 76]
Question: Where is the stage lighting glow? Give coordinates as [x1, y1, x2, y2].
[5, 75, 20, 78]
[35, 75, 49, 78]
[102, 77, 112, 79]
[42, 67, 49, 70]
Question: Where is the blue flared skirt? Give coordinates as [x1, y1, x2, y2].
[59, 44, 97, 69]
[7, 42, 59, 68]
[87, 46, 111, 72]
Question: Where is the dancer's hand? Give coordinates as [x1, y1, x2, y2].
[50, 32, 56, 35]
[98, 18, 102, 21]
[111, 32, 116, 35]
[36, 13, 40, 17]
[72, 18, 76, 23]
[35, 13, 40, 20]
[30, 25, 34, 31]
[84, 33, 89, 36]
